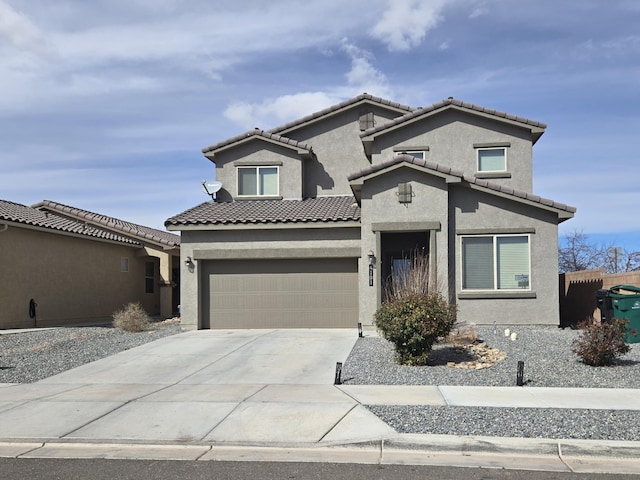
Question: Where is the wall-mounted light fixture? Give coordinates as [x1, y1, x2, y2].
[367, 250, 375, 265]
[185, 256, 193, 267]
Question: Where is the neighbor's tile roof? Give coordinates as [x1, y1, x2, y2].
[348, 155, 576, 214]
[0, 199, 139, 245]
[165, 196, 361, 227]
[361, 97, 547, 138]
[268, 93, 414, 134]
[34, 200, 180, 248]
[202, 129, 313, 155]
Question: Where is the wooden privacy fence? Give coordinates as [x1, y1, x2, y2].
[559, 269, 640, 327]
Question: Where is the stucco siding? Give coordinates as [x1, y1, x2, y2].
[0, 226, 160, 329]
[358, 168, 450, 326]
[372, 110, 534, 193]
[211, 142, 303, 201]
[452, 186, 560, 324]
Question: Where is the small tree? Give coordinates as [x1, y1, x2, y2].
[559, 230, 640, 273]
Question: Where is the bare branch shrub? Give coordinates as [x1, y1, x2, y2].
[384, 250, 432, 301]
[113, 302, 151, 332]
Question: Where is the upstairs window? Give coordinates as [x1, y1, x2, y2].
[394, 146, 429, 160]
[396, 150, 425, 160]
[477, 147, 507, 172]
[404, 151, 425, 160]
[238, 166, 279, 196]
[462, 235, 530, 291]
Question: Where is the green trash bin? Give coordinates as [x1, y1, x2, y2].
[610, 285, 640, 343]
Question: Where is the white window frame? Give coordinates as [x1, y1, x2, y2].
[460, 234, 531, 291]
[396, 150, 425, 160]
[237, 166, 279, 197]
[476, 147, 507, 173]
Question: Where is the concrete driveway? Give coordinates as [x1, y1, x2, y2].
[0, 329, 395, 445]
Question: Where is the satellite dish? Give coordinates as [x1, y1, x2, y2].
[201, 180, 222, 199]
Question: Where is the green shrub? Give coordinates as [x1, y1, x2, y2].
[572, 318, 630, 366]
[375, 292, 457, 366]
[113, 302, 151, 332]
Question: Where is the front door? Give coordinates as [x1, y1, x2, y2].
[380, 231, 430, 300]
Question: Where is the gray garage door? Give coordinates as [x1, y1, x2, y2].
[201, 258, 359, 329]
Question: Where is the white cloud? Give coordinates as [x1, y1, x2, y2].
[371, 0, 450, 51]
[223, 40, 393, 130]
[224, 92, 343, 131]
[341, 40, 392, 97]
[0, 0, 44, 49]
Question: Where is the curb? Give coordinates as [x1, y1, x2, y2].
[2, 434, 640, 474]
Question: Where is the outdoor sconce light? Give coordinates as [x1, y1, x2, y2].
[185, 256, 193, 267]
[367, 250, 375, 265]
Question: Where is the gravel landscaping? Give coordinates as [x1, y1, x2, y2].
[0, 319, 182, 384]
[2, 322, 640, 442]
[342, 325, 640, 441]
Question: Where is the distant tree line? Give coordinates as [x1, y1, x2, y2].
[559, 230, 640, 274]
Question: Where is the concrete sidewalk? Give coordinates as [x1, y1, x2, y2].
[1, 329, 640, 474]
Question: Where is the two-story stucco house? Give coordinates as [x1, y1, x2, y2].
[166, 94, 575, 330]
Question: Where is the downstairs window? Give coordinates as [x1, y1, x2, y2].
[462, 235, 530, 290]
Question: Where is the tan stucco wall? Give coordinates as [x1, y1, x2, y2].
[0, 225, 161, 329]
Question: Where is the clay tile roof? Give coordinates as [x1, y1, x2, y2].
[348, 155, 576, 214]
[360, 97, 547, 138]
[347, 154, 465, 181]
[0, 199, 140, 245]
[165, 196, 361, 227]
[32, 200, 180, 248]
[268, 93, 414, 134]
[202, 129, 312, 155]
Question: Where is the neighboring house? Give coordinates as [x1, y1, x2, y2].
[166, 94, 575, 330]
[0, 200, 180, 329]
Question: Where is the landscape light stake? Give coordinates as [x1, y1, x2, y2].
[516, 360, 525, 386]
[334, 362, 343, 385]
[358, 322, 363, 338]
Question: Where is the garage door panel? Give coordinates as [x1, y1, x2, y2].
[203, 259, 358, 329]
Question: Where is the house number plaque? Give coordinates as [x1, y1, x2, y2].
[369, 264, 374, 286]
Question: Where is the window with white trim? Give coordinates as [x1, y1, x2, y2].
[396, 150, 425, 160]
[237, 166, 279, 196]
[461, 235, 530, 290]
[477, 147, 506, 172]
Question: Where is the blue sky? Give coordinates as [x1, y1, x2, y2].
[1, 0, 638, 251]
